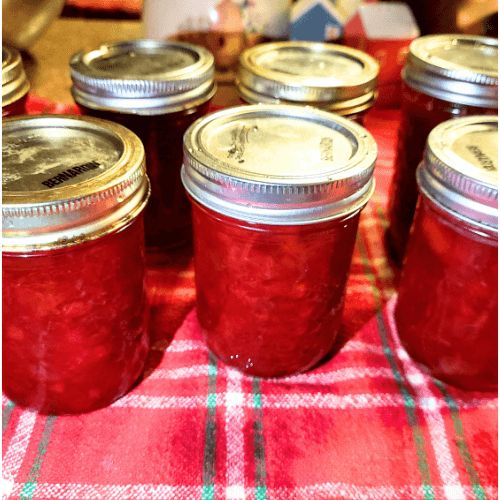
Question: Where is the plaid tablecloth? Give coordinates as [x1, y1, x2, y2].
[3, 96, 498, 500]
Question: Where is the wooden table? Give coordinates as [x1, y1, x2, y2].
[23, 17, 241, 108]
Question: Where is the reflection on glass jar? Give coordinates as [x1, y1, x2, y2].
[395, 116, 498, 391]
[236, 41, 379, 124]
[386, 34, 498, 264]
[70, 39, 216, 251]
[2, 115, 151, 414]
[182, 104, 377, 377]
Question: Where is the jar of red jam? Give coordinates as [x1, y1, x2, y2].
[2, 44, 30, 117]
[236, 41, 379, 125]
[2, 114, 151, 414]
[70, 39, 216, 251]
[386, 35, 498, 265]
[182, 104, 378, 377]
[394, 116, 498, 392]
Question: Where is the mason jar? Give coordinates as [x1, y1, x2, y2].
[70, 39, 216, 251]
[2, 114, 151, 414]
[386, 35, 498, 264]
[2, 44, 30, 117]
[395, 116, 498, 391]
[236, 41, 379, 124]
[182, 104, 377, 377]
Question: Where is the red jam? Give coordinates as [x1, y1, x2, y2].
[2, 92, 28, 117]
[394, 199, 498, 391]
[77, 103, 211, 250]
[191, 201, 361, 378]
[2, 217, 149, 414]
[386, 83, 497, 264]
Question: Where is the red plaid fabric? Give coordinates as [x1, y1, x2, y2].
[3, 96, 497, 500]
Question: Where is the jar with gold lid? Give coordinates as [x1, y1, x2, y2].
[70, 39, 216, 251]
[236, 41, 379, 124]
[2, 44, 30, 117]
[2, 114, 151, 414]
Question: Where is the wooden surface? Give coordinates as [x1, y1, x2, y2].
[22, 17, 241, 108]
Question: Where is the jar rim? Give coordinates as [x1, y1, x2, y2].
[182, 104, 377, 225]
[70, 39, 216, 114]
[403, 34, 498, 107]
[237, 41, 379, 108]
[2, 44, 30, 106]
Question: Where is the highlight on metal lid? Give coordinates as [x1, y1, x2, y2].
[417, 115, 498, 230]
[70, 39, 216, 114]
[182, 104, 378, 225]
[2, 114, 150, 251]
[403, 34, 498, 108]
[2, 44, 30, 106]
[236, 41, 379, 115]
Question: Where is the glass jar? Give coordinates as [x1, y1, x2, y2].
[386, 35, 498, 264]
[70, 39, 216, 251]
[395, 116, 498, 392]
[2, 44, 30, 117]
[236, 41, 379, 124]
[182, 104, 377, 377]
[2, 114, 151, 414]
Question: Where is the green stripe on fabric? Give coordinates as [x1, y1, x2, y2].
[2, 401, 16, 434]
[20, 415, 57, 500]
[434, 380, 486, 500]
[357, 230, 435, 500]
[252, 378, 267, 500]
[202, 351, 219, 500]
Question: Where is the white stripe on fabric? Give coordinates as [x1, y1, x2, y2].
[2, 410, 37, 498]
[164, 340, 206, 353]
[147, 365, 209, 380]
[109, 391, 493, 412]
[266, 367, 395, 385]
[6, 483, 497, 500]
[386, 297, 466, 500]
[225, 367, 246, 500]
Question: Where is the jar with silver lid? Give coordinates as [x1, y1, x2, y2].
[2, 44, 30, 117]
[70, 39, 216, 251]
[236, 41, 379, 124]
[386, 34, 498, 265]
[182, 104, 377, 377]
[395, 115, 498, 392]
[2, 114, 151, 414]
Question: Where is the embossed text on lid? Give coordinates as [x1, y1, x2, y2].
[417, 115, 498, 230]
[2, 114, 150, 251]
[182, 104, 377, 224]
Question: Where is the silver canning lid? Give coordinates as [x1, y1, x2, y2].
[3, 114, 150, 252]
[417, 115, 498, 231]
[403, 34, 498, 108]
[236, 42, 379, 116]
[70, 39, 216, 115]
[2, 44, 30, 107]
[182, 104, 377, 225]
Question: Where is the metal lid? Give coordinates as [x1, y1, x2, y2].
[70, 39, 216, 115]
[236, 42, 379, 116]
[182, 104, 377, 225]
[2, 44, 30, 107]
[403, 34, 498, 108]
[2, 114, 150, 252]
[417, 115, 498, 231]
